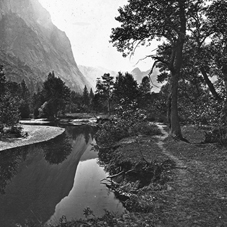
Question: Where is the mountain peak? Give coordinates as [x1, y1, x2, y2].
[131, 67, 142, 74]
[0, 0, 90, 92]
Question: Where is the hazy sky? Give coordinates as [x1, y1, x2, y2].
[39, 0, 157, 72]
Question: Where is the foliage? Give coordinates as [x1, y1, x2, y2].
[138, 76, 152, 109]
[0, 66, 22, 135]
[95, 118, 130, 147]
[19, 80, 31, 118]
[95, 107, 161, 148]
[36, 72, 70, 119]
[94, 74, 114, 113]
[113, 72, 138, 110]
[130, 122, 162, 137]
[19, 100, 30, 119]
[0, 92, 21, 133]
[110, 0, 227, 138]
[82, 85, 90, 107]
[89, 88, 95, 110]
[66, 91, 82, 113]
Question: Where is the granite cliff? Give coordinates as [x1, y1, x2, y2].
[78, 65, 118, 90]
[0, 0, 90, 92]
[130, 67, 161, 92]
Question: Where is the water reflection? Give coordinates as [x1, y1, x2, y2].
[0, 146, 29, 194]
[66, 125, 96, 143]
[43, 135, 72, 165]
[0, 125, 123, 227]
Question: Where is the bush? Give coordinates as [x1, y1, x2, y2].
[96, 119, 130, 147]
[129, 122, 162, 136]
[0, 92, 20, 129]
[4, 125, 24, 138]
[204, 126, 227, 145]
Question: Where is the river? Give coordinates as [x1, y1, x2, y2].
[0, 125, 124, 227]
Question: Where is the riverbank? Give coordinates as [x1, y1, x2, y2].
[23, 119, 227, 226]
[88, 122, 227, 226]
[0, 125, 65, 151]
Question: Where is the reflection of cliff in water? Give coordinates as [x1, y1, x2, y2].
[0, 126, 94, 227]
[66, 125, 97, 144]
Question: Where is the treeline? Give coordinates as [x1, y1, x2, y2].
[0, 68, 91, 135]
[92, 72, 158, 115]
[0, 65, 30, 135]
[0, 63, 163, 136]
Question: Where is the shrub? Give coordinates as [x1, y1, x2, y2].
[204, 126, 227, 145]
[95, 119, 130, 147]
[129, 122, 162, 136]
[4, 125, 23, 138]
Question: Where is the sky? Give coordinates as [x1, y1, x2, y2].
[38, 0, 158, 72]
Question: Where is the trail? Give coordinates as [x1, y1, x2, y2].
[155, 123, 187, 169]
[154, 123, 196, 226]
[153, 123, 227, 226]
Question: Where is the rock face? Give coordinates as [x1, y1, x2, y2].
[0, 0, 90, 92]
[130, 67, 161, 92]
[78, 65, 118, 90]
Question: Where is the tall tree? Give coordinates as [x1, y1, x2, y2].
[89, 88, 95, 110]
[83, 85, 90, 107]
[207, 0, 227, 124]
[111, 0, 205, 138]
[18, 80, 31, 118]
[0, 66, 20, 133]
[113, 72, 138, 109]
[138, 76, 152, 108]
[95, 74, 114, 114]
[41, 72, 70, 119]
[102, 73, 114, 114]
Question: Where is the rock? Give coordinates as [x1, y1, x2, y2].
[0, 0, 90, 92]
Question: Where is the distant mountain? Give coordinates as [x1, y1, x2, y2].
[130, 67, 162, 92]
[78, 65, 118, 90]
[0, 0, 90, 92]
[79, 64, 162, 93]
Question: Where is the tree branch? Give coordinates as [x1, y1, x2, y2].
[147, 60, 160, 88]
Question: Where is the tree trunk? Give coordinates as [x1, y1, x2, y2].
[170, 70, 182, 138]
[220, 68, 227, 125]
[169, 41, 184, 139]
[167, 93, 172, 128]
[107, 97, 111, 116]
[200, 67, 222, 102]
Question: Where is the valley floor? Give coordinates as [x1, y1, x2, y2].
[0, 124, 65, 151]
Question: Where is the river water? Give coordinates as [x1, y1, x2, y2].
[0, 125, 124, 227]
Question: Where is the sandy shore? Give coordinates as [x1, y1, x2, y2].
[0, 125, 65, 151]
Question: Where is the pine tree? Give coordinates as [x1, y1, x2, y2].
[83, 85, 90, 107]
[0, 65, 20, 134]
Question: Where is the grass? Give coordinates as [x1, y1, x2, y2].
[162, 125, 227, 226]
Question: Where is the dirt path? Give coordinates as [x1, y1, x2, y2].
[153, 123, 227, 226]
[155, 123, 187, 169]
[155, 123, 195, 226]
